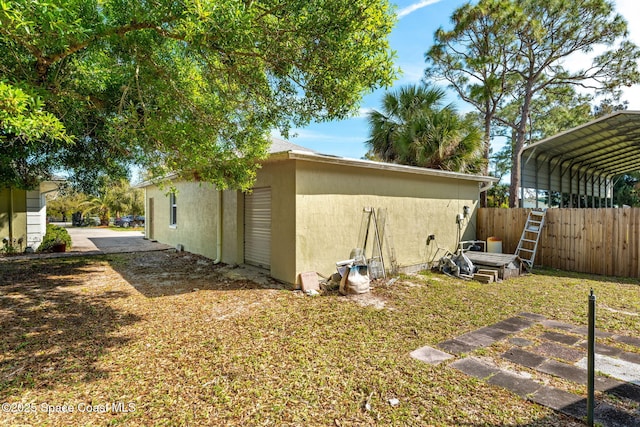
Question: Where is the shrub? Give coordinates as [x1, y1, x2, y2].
[1, 237, 23, 255]
[38, 224, 72, 252]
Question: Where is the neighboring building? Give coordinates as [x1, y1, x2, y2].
[0, 181, 61, 252]
[140, 139, 497, 285]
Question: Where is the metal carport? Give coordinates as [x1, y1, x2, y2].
[520, 110, 640, 207]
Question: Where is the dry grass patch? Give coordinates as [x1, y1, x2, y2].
[1, 252, 638, 426]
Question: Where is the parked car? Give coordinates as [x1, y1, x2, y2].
[114, 215, 145, 227]
[71, 212, 100, 226]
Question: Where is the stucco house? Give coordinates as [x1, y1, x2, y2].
[0, 181, 61, 252]
[140, 139, 497, 285]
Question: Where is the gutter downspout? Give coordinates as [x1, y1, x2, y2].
[142, 188, 150, 240]
[479, 181, 494, 193]
[213, 190, 222, 264]
[8, 187, 14, 243]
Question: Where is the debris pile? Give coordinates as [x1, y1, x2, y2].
[336, 252, 370, 295]
[326, 206, 400, 295]
[438, 251, 475, 279]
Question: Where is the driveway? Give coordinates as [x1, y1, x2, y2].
[65, 226, 171, 254]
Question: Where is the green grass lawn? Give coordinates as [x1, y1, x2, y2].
[1, 252, 638, 426]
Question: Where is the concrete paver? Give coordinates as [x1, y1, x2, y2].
[603, 382, 640, 404]
[577, 340, 623, 358]
[620, 351, 640, 365]
[491, 316, 535, 333]
[486, 371, 541, 398]
[540, 319, 575, 331]
[529, 386, 585, 417]
[572, 324, 615, 338]
[614, 335, 640, 348]
[475, 326, 511, 341]
[409, 346, 453, 365]
[449, 357, 500, 379]
[437, 339, 478, 355]
[593, 402, 640, 427]
[531, 341, 584, 362]
[576, 354, 640, 386]
[456, 331, 498, 347]
[540, 330, 581, 346]
[508, 337, 534, 347]
[537, 359, 587, 384]
[501, 347, 545, 369]
[418, 312, 640, 426]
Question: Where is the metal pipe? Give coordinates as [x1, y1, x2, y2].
[577, 169, 581, 208]
[8, 187, 14, 243]
[213, 190, 223, 264]
[587, 289, 596, 426]
[535, 157, 539, 208]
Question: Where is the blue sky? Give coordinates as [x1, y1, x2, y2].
[273, 0, 640, 160]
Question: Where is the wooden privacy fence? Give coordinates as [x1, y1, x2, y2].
[477, 208, 640, 278]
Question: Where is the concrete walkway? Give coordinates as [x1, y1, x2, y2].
[411, 313, 640, 426]
[0, 226, 171, 261]
[65, 226, 171, 254]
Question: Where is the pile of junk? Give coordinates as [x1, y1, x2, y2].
[433, 238, 523, 282]
[436, 244, 479, 280]
[326, 207, 398, 295]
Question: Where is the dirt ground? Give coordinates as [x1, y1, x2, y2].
[117, 251, 284, 295]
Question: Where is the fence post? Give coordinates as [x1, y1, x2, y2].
[587, 288, 596, 426]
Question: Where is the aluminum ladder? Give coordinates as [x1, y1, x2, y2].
[515, 209, 546, 269]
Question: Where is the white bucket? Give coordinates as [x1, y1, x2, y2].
[487, 237, 503, 253]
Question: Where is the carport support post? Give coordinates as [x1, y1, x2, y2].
[587, 289, 596, 426]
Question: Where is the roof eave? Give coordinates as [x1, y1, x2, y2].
[284, 150, 498, 183]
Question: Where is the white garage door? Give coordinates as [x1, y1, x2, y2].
[244, 187, 271, 268]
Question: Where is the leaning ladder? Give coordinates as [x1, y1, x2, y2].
[515, 209, 546, 269]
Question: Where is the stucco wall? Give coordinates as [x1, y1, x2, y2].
[0, 188, 27, 246]
[144, 181, 219, 259]
[142, 157, 483, 286]
[251, 159, 296, 283]
[221, 189, 243, 265]
[294, 160, 478, 280]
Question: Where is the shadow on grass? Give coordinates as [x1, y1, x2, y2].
[0, 257, 141, 396]
[104, 251, 287, 298]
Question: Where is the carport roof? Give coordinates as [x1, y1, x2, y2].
[521, 110, 640, 183]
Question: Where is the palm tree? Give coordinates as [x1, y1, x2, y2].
[82, 193, 112, 226]
[366, 84, 483, 173]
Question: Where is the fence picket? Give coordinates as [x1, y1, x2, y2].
[606, 209, 614, 277]
[476, 208, 640, 278]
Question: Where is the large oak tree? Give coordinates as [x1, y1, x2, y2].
[0, 0, 397, 191]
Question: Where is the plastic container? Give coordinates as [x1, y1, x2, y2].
[487, 236, 503, 254]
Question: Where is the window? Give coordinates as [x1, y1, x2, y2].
[169, 192, 177, 227]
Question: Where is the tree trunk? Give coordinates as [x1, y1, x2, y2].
[480, 105, 493, 208]
[509, 85, 534, 208]
[508, 140, 522, 207]
[509, 122, 530, 208]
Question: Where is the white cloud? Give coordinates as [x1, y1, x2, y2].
[357, 107, 376, 118]
[397, 0, 443, 18]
